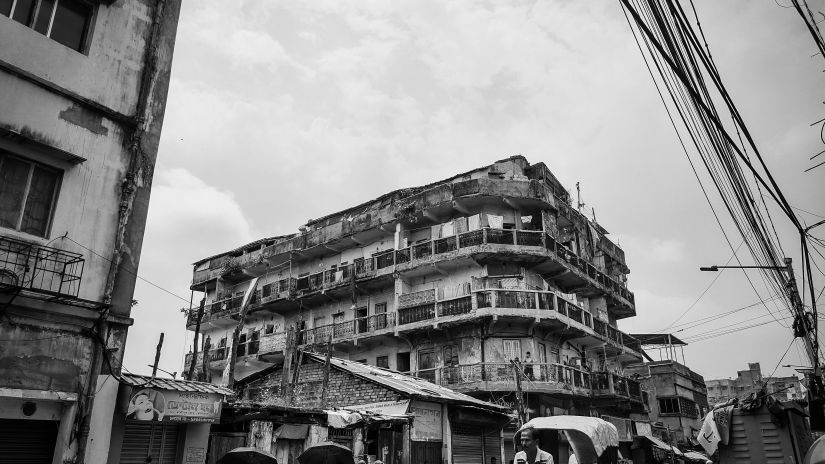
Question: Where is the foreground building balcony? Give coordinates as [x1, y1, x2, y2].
[190, 226, 634, 326]
[592, 371, 645, 403]
[418, 362, 593, 398]
[396, 285, 643, 363]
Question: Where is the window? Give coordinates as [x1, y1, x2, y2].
[376, 356, 389, 369]
[0, 153, 61, 237]
[443, 345, 458, 367]
[264, 324, 274, 335]
[396, 352, 410, 373]
[1, 0, 94, 51]
[658, 397, 680, 414]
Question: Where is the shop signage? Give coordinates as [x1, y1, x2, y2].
[351, 399, 410, 416]
[127, 388, 223, 423]
[410, 401, 442, 441]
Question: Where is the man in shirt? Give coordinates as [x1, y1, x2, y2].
[515, 426, 554, 464]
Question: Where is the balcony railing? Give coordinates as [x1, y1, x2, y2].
[301, 313, 396, 345]
[422, 362, 592, 392]
[0, 234, 85, 298]
[592, 371, 643, 401]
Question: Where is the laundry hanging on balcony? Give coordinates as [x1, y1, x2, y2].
[486, 214, 503, 229]
[468, 214, 481, 231]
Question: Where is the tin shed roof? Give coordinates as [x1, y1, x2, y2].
[120, 373, 234, 396]
[303, 353, 508, 413]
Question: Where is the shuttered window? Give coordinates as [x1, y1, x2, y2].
[119, 422, 181, 464]
[0, 419, 58, 464]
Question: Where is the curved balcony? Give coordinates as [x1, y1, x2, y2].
[299, 313, 396, 348]
[417, 362, 592, 397]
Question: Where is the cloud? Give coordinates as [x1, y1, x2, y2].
[122, 168, 254, 375]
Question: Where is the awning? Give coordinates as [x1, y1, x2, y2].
[274, 424, 309, 440]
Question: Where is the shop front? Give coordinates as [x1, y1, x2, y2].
[108, 374, 232, 464]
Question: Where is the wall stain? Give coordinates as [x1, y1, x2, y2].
[59, 104, 108, 136]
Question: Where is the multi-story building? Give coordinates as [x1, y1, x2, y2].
[0, 1, 181, 462]
[765, 375, 806, 402]
[706, 362, 767, 405]
[625, 334, 709, 445]
[184, 156, 646, 455]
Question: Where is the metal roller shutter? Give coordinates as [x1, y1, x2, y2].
[484, 429, 502, 464]
[120, 422, 181, 464]
[452, 425, 483, 464]
[0, 419, 58, 464]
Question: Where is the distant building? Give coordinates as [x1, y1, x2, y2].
[706, 362, 804, 405]
[625, 334, 709, 445]
[0, 1, 182, 462]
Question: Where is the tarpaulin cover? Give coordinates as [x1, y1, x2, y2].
[514, 416, 618, 461]
[640, 435, 683, 455]
[274, 424, 309, 440]
[682, 450, 711, 462]
[326, 410, 363, 428]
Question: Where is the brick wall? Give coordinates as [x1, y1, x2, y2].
[242, 361, 404, 408]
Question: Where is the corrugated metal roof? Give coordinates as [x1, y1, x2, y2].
[120, 373, 234, 396]
[304, 353, 508, 412]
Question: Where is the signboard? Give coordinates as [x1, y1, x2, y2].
[127, 388, 223, 423]
[350, 399, 410, 416]
[410, 401, 442, 441]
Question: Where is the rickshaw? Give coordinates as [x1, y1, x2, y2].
[513, 416, 621, 464]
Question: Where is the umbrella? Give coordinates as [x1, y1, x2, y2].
[217, 447, 278, 464]
[297, 441, 354, 464]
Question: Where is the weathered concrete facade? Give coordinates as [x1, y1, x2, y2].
[626, 360, 708, 444]
[0, 1, 180, 462]
[184, 156, 645, 462]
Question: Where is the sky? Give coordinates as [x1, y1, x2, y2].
[122, 0, 825, 384]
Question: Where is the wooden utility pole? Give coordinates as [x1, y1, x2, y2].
[152, 333, 164, 377]
[281, 327, 296, 395]
[187, 297, 206, 380]
[201, 336, 211, 383]
[226, 277, 260, 389]
[511, 359, 527, 425]
[320, 334, 333, 408]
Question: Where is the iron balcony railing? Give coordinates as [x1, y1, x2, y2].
[419, 362, 592, 391]
[0, 234, 85, 298]
[300, 313, 396, 346]
[591, 371, 643, 401]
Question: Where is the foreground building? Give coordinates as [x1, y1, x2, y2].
[184, 156, 646, 461]
[0, 1, 181, 462]
[625, 334, 709, 445]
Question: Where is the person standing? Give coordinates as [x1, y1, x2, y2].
[524, 351, 534, 380]
[515, 426, 553, 464]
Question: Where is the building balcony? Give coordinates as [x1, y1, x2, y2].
[192, 225, 633, 318]
[417, 362, 592, 397]
[0, 234, 86, 300]
[591, 371, 644, 403]
[300, 313, 396, 347]
[183, 330, 287, 373]
[396, 285, 643, 363]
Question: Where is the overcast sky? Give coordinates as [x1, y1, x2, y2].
[122, 0, 824, 384]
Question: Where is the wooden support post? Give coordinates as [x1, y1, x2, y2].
[226, 277, 260, 389]
[151, 333, 164, 377]
[320, 333, 333, 408]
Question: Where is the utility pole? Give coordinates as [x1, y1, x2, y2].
[201, 336, 211, 383]
[188, 297, 206, 380]
[511, 359, 527, 425]
[151, 333, 164, 377]
[575, 182, 585, 213]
